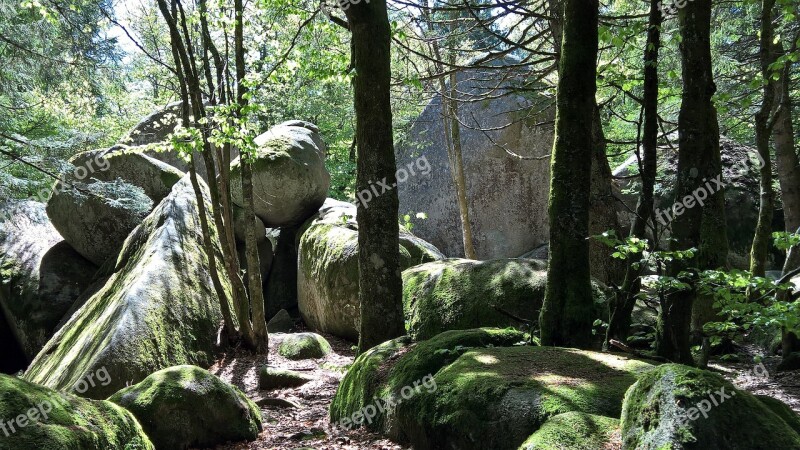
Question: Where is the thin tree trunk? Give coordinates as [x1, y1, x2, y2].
[539, 0, 598, 348]
[344, 0, 405, 353]
[606, 0, 661, 346]
[447, 72, 477, 259]
[656, 0, 727, 364]
[749, 0, 777, 277]
[235, 0, 268, 352]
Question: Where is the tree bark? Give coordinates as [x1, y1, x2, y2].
[447, 71, 477, 260]
[606, 0, 661, 346]
[344, 0, 406, 353]
[539, 0, 598, 349]
[656, 0, 727, 364]
[749, 0, 777, 277]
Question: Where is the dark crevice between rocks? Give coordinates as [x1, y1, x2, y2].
[0, 306, 28, 374]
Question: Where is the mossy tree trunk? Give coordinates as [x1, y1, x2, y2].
[655, 0, 727, 364]
[539, 0, 598, 348]
[606, 0, 661, 346]
[344, 0, 406, 353]
[749, 0, 778, 277]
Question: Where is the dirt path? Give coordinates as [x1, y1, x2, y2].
[210, 330, 405, 450]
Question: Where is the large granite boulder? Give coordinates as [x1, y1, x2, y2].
[396, 61, 554, 259]
[26, 176, 230, 399]
[0, 201, 97, 360]
[403, 258, 610, 341]
[331, 328, 653, 449]
[0, 373, 153, 449]
[297, 203, 444, 340]
[231, 123, 330, 227]
[109, 365, 262, 449]
[46, 176, 153, 266]
[71, 147, 184, 203]
[620, 364, 800, 449]
[517, 412, 620, 450]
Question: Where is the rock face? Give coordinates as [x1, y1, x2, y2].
[276, 332, 332, 360]
[120, 101, 182, 147]
[0, 373, 154, 450]
[71, 147, 185, 203]
[396, 62, 554, 259]
[46, 177, 153, 266]
[331, 328, 653, 449]
[109, 365, 262, 450]
[26, 176, 229, 399]
[0, 201, 97, 360]
[231, 123, 330, 227]
[403, 258, 607, 340]
[620, 364, 800, 449]
[297, 204, 444, 340]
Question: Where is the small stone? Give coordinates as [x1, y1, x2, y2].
[267, 309, 294, 333]
[278, 332, 332, 360]
[259, 367, 314, 389]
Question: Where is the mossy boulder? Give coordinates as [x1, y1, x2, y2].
[231, 123, 330, 227]
[25, 176, 229, 399]
[403, 258, 550, 340]
[259, 367, 314, 389]
[297, 213, 443, 340]
[331, 327, 650, 449]
[277, 332, 332, 360]
[620, 364, 800, 449]
[46, 176, 153, 266]
[0, 373, 153, 450]
[517, 412, 619, 450]
[0, 201, 97, 361]
[756, 394, 800, 435]
[403, 258, 609, 340]
[119, 101, 182, 147]
[70, 147, 184, 204]
[108, 365, 261, 449]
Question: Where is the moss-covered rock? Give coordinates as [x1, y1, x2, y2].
[109, 365, 261, 449]
[70, 147, 184, 204]
[46, 177, 153, 266]
[297, 211, 443, 340]
[259, 367, 314, 389]
[620, 364, 800, 449]
[25, 176, 230, 399]
[0, 373, 153, 450]
[755, 394, 800, 435]
[231, 123, 329, 227]
[403, 258, 609, 340]
[517, 412, 619, 450]
[0, 201, 97, 361]
[331, 327, 648, 449]
[277, 332, 332, 360]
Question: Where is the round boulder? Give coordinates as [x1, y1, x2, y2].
[46, 177, 153, 266]
[231, 123, 330, 227]
[0, 374, 153, 449]
[108, 365, 262, 449]
[277, 332, 332, 360]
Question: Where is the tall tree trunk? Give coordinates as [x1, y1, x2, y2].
[447, 71, 477, 259]
[235, 0, 267, 351]
[606, 0, 661, 346]
[344, 0, 405, 353]
[749, 0, 778, 277]
[539, 0, 598, 348]
[656, 0, 727, 364]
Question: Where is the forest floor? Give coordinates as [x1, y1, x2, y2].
[209, 329, 800, 450]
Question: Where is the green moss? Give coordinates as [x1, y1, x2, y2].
[108, 365, 262, 449]
[0, 374, 153, 450]
[518, 412, 619, 450]
[277, 333, 332, 360]
[755, 394, 800, 435]
[621, 364, 800, 449]
[259, 367, 314, 389]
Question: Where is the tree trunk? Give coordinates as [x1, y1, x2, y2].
[344, 0, 405, 353]
[235, 0, 267, 352]
[749, 0, 777, 277]
[606, 0, 661, 346]
[539, 0, 598, 349]
[656, 0, 727, 364]
[447, 72, 477, 260]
